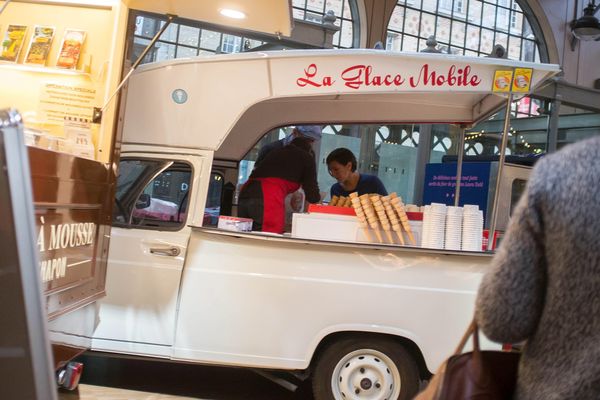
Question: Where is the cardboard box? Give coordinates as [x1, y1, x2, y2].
[218, 216, 253, 232]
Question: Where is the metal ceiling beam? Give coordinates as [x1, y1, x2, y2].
[534, 78, 600, 113]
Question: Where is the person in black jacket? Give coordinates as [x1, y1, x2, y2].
[255, 125, 322, 167]
[238, 136, 321, 233]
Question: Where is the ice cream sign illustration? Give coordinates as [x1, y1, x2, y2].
[493, 70, 513, 93]
[492, 68, 533, 93]
[512, 68, 533, 92]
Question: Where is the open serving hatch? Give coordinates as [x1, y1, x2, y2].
[120, 49, 559, 249]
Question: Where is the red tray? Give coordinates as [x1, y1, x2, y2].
[309, 205, 424, 220]
[406, 211, 423, 221]
[308, 204, 356, 216]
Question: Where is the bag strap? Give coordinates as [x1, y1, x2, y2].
[452, 319, 480, 355]
[453, 319, 487, 382]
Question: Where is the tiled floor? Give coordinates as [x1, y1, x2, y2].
[59, 385, 198, 400]
[62, 352, 314, 400]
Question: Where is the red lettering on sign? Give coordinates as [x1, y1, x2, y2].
[341, 65, 365, 89]
[296, 63, 335, 87]
[296, 63, 482, 90]
[409, 64, 481, 88]
[341, 65, 405, 89]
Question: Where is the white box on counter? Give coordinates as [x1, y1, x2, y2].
[217, 216, 253, 232]
[292, 213, 358, 242]
[291, 213, 422, 246]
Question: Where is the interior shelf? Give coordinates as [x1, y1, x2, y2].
[0, 62, 90, 78]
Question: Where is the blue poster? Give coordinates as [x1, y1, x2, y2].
[423, 162, 492, 220]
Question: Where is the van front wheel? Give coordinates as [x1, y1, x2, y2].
[312, 337, 419, 400]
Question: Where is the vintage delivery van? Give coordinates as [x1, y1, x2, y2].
[0, 0, 295, 390]
[52, 49, 557, 400]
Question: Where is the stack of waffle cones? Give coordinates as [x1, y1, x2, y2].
[390, 193, 416, 245]
[381, 195, 405, 245]
[349, 192, 416, 245]
[329, 195, 352, 207]
[370, 195, 394, 244]
[348, 193, 373, 242]
[358, 194, 384, 243]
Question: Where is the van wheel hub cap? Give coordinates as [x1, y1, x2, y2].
[331, 349, 401, 400]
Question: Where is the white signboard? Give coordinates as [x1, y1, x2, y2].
[270, 54, 529, 96]
[38, 81, 99, 123]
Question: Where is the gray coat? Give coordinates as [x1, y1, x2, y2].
[475, 136, 600, 400]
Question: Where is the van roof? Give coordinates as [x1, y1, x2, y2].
[121, 49, 559, 161]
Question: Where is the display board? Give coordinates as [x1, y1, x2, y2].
[0, 0, 127, 163]
[0, 109, 57, 400]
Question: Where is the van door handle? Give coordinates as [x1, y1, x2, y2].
[149, 247, 181, 257]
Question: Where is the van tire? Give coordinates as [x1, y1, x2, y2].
[312, 337, 419, 400]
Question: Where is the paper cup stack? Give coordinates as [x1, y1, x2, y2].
[461, 205, 483, 251]
[421, 205, 431, 248]
[422, 203, 447, 249]
[444, 206, 463, 250]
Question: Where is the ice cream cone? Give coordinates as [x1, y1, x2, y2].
[371, 228, 383, 243]
[392, 201, 416, 246]
[382, 196, 405, 245]
[350, 193, 373, 243]
[330, 195, 339, 206]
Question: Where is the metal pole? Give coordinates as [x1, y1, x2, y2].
[100, 14, 177, 113]
[453, 126, 466, 207]
[487, 93, 513, 251]
[413, 124, 433, 205]
[546, 97, 561, 153]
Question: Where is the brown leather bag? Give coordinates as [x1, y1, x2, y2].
[414, 320, 520, 400]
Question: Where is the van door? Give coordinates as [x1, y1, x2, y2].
[92, 152, 203, 356]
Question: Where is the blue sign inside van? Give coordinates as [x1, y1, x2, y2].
[423, 162, 492, 220]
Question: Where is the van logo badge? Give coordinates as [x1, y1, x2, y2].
[172, 89, 188, 104]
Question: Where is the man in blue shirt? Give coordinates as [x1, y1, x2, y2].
[327, 147, 388, 197]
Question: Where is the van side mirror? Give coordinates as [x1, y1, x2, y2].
[136, 193, 151, 209]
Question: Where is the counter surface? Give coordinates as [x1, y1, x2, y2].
[193, 226, 494, 258]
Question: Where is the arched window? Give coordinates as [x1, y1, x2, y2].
[131, 14, 267, 64]
[386, 0, 544, 62]
[131, 1, 360, 65]
[292, 0, 359, 48]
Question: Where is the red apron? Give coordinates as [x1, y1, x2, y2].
[244, 177, 300, 234]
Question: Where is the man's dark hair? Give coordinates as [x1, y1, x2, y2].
[290, 136, 314, 153]
[326, 148, 357, 172]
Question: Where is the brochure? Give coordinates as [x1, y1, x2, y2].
[56, 29, 86, 69]
[0, 25, 28, 62]
[25, 26, 55, 65]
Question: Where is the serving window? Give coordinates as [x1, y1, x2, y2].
[237, 123, 429, 206]
[203, 121, 534, 253]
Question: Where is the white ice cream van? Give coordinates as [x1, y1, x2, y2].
[51, 50, 558, 400]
